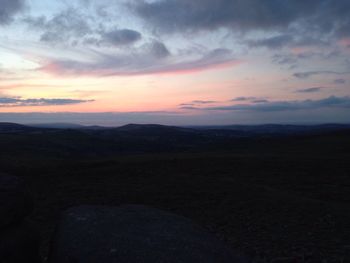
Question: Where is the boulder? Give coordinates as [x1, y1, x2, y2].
[49, 205, 246, 263]
[0, 174, 33, 229]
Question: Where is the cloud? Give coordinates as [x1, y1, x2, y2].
[130, 0, 314, 33]
[0, 96, 94, 107]
[180, 97, 268, 108]
[293, 71, 349, 79]
[0, 0, 25, 24]
[179, 100, 217, 107]
[40, 47, 238, 76]
[253, 99, 270, 103]
[179, 103, 195, 107]
[272, 50, 339, 67]
[191, 100, 217, 104]
[272, 54, 298, 66]
[248, 35, 293, 49]
[130, 0, 350, 40]
[148, 41, 171, 59]
[334, 79, 346, 85]
[183, 96, 350, 112]
[296, 87, 325, 93]
[102, 29, 142, 46]
[25, 8, 141, 48]
[180, 106, 198, 110]
[231, 97, 258, 102]
[247, 34, 330, 50]
[25, 8, 93, 45]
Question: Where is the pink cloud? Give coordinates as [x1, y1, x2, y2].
[39, 48, 241, 77]
[338, 38, 350, 48]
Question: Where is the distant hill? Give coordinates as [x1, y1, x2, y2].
[117, 124, 174, 131]
[2, 121, 350, 135]
[28, 123, 88, 129]
[0, 122, 350, 157]
[0, 122, 37, 132]
[114, 124, 198, 135]
[2, 122, 350, 135]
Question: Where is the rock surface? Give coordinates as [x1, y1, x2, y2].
[0, 174, 33, 229]
[49, 205, 246, 263]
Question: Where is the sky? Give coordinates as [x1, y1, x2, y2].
[0, 0, 349, 125]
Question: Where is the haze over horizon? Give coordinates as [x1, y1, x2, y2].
[0, 0, 350, 125]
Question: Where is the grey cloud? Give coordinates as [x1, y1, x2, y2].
[180, 106, 198, 110]
[0, 0, 25, 24]
[296, 87, 325, 93]
[148, 41, 171, 59]
[25, 8, 92, 45]
[293, 71, 349, 79]
[179, 100, 216, 107]
[231, 97, 257, 102]
[248, 35, 293, 49]
[272, 54, 298, 66]
[271, 53, 313, 65]
[0, 96, 94, 107]
[248, 34, 329, 50]
[186, 96, 350, 112]
[179, 103, 195, 107]
[334, 79, 346, 85]
[180, 98, 265, 108]
[130, 0, 350, 39]
[192, 100, 217, 104]
[25, 9, 143, 48]
[253, 99, 270, 103]
[272, 50, 340, 68]
[103, 29, 141, 46]
[131, 0, 317, 33]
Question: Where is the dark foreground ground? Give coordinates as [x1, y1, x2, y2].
[1, 124, 350, 262]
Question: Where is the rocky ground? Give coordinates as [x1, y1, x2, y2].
[11, 151, 349, 262]
[1, 128, 349, 262]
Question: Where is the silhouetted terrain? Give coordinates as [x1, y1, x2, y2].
[1, 122, 350, 157]
[1, 122, 350, 261]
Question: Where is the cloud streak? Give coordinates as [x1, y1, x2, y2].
[181, 96, 350, 112]
[0, 96, 94, 107]
[296, 87, 325, 93]
[293, 71, 350, 79]
[231, 97, 259, 102]
[40, 47, 238, 76]
[334, 79, 346, 85]
[191, 100, 217, 104]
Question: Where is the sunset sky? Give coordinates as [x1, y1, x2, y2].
[0, 0, 350, 125]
